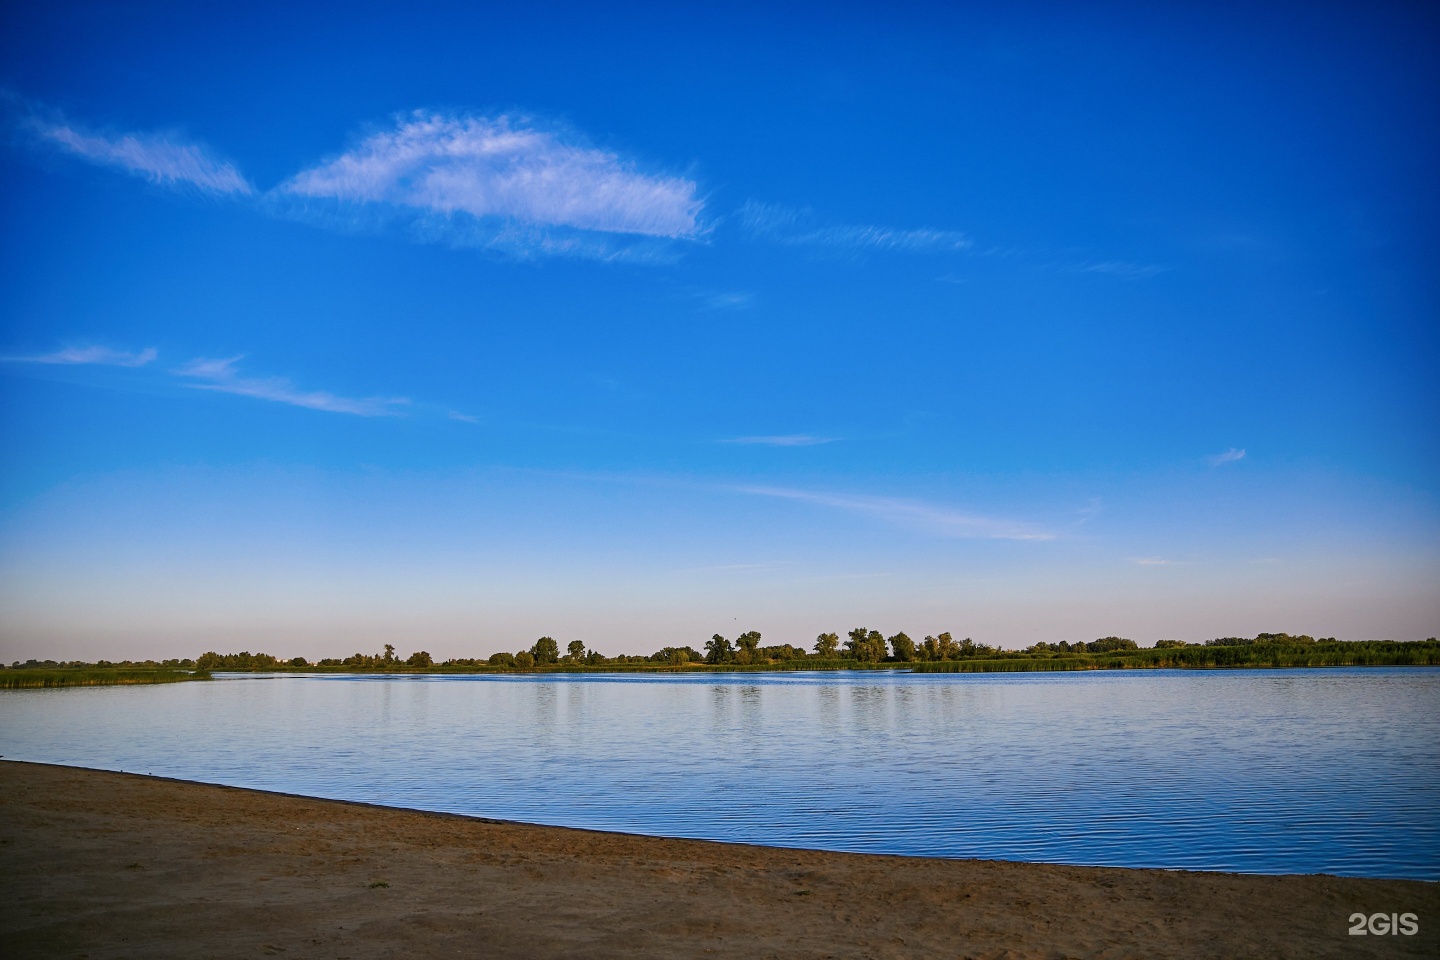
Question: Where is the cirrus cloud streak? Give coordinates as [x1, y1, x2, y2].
[24, 111, 252, 196]
[174, 357, 410, 417]
[3, 345, 158, 367]
[736, 484, 1053, 541]
[279, 111, 703, 240]
[738, 200, 971, 254]
[720, 434, 837, 447]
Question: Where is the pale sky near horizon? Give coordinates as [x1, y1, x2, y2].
[1, 1, 1437, 662]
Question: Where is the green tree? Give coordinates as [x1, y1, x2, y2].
[762, 644, 805, 661]
[488, 652, 516, 668]
[1087, 636, 1138, 653]
[1206, 637, 1250, 647]
[514, 650, 536, 669]
[735, 631, 762, 664]
[844, 627, 868, 660]
[1255, 632, 1315, 645]
[921, 632, 961, 661]
[565, 640, 587, 663]
[846, 628, 886, 662]
[650, 646, 700, 665]
[531, 637, 559, 664]
[865, 630, 887, 662]
[938, 633, 962, 659]
[406, 650, 433, 667]
[814, 632, 839, 658]
[888, 632, 916, 662]
[383, 643, 397, 663]
[705, 634, 734, 664]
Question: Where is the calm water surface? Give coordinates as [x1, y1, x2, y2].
[2, 668, 1436, 879]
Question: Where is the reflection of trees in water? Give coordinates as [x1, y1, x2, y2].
[844, 683, 893, 739]
[399, 672, 432, 729]
[564, 678, 587, 726]
[707, 682, 736, 739]
[738, 685, 764, 737]
[814, 682, 841, 732]
[375, 674, 395, 728]
[526, 679, 558, 744]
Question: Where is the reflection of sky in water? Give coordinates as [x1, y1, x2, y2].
[2, 668, 1436, 879]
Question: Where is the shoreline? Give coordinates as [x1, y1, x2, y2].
[7, 758, 1430, 881]
[8, 661, 1436, 691]
[7, 639, 1437, 688]
[203, 661, 1440, 689]
[2, 761, 1435, 958]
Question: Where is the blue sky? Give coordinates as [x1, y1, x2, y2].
[1, 1, 1436, 660]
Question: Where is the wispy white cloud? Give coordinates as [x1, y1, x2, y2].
[1207, 447, 1246, 466]
[174, 356, 409, 417]
[12, 98, 697, 262]
[24, 110, 252, 196]
[696, 561, 788, 572]
[1067, 259, 1168, 280]
[3, 345, 157, 367]
[721, 434, 837, 447]
[738, 200, 971, 254]
[736, 485, 1052, 541]
[277, 111, 703, 255]
[6, 339, 465, 421]
[703, 291, 754, 310]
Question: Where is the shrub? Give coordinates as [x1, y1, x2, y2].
[1087, 637, 1138, 653]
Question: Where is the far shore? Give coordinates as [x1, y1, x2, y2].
[1, 761, 1434, 959]
[7, 639, 1440, 689]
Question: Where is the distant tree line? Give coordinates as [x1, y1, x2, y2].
[7, 657, 197, 670]
[23, 632, 1430, 678]
[1203, 632, 1335, 646]
[915, 636, 1440, 672]
[1024, 636, 1140, 655]
[1, 657, 206, 689]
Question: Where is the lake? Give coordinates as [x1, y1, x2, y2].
[1, 667, 1436, 879]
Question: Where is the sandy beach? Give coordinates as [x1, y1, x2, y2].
[1, 760, 1433, 959]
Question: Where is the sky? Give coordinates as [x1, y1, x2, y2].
[1, 0, 1436, 661]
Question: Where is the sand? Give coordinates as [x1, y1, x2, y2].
[1, 760, 1434, 959]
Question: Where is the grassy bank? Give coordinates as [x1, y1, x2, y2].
[911, 639, 1440, 673]
[205, 642, 1440, 677]
[206, 660, 894, 676]
[0, 668, 211, 689]
[14, 639, 1434, 684]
